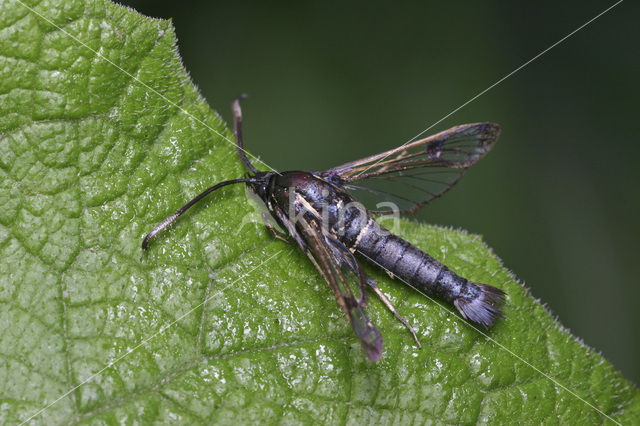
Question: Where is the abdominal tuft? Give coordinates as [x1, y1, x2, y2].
[453, 283, 505, 329]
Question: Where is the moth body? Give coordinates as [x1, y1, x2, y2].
[143, 96, 505, 361]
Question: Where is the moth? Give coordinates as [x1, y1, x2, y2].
[143, 96, 505, 361]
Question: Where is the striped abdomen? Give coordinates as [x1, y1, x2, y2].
[348, 217, 504, 328]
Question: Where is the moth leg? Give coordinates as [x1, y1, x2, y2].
[276, 204, 366, 305]
[272, 206, 308, 251]
[366, 277, 422, 348]
[272, 207, 338, 291]
[262, 212, 290, 243]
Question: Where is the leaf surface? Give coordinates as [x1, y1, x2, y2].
[0, 1, 638, 424]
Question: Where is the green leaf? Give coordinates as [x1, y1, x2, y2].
[0, 0, 638, 424]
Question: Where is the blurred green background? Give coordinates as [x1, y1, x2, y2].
[118, 0, 639, 383]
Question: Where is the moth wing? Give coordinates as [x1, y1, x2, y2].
[318, 122, 500, 214]
[274, 205, 382, 361]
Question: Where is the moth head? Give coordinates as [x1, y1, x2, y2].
[247, 171, 274, 200]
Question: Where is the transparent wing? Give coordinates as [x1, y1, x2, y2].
[271, 205, 383, 361]
[318, 122, 500, 214]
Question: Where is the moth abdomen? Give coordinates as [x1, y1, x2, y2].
[453, 282, 505, 329]
[353, 221, 504, 328]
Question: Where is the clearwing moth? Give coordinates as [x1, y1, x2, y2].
[143, 96, 505, 361]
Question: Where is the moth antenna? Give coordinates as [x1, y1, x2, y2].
[232, 94, 259, 174]
[142, 178, 249, 250]
[453, 283, 505, 329]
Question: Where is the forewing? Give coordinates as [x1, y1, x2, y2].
[319, 122, 500, 214]
[275, 205, 383, 361]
